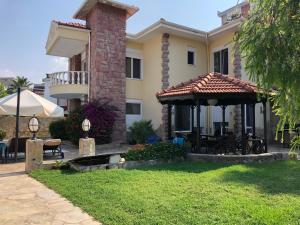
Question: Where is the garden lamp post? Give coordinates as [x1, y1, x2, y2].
[82, 118, 91, 139]
[28, 115, 40, 140]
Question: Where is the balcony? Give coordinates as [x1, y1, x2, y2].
[48, 71, 89, 99]
[46, 21, 90, 57]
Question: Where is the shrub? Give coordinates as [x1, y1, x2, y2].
[84, 99, 119, 144]
[65, 99, 119, 145]
[129, 120, 154, 144]
[123, 142, 187, 161]
[66, 107, 85, 145]
[288, 151, 298, 160]
[0, 129, 6, 140]
[49, 119, 68, 140]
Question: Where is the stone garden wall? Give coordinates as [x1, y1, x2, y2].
[187, 152, 289, 164]
[0, 116, 63, 139]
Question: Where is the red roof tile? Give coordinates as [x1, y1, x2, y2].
[156, 72, 258, 98]
[53, 20, 88, 30]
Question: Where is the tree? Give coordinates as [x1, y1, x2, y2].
[235, 0, 300, 145]
[10, 76, 32, 92]
[0, 83, 7, 98]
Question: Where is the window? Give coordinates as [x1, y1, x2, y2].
[126, 102, 141, 115]
[126, 57, 142, 79]
[187, 48, 195, 65]
[246, 104, 254, 127]
[175, 105, 191, 131]
[214, 48, 228, 75]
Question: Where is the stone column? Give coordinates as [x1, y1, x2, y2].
[79, 138, 95, 157]
[87, 3, 127, 144]
[25, 139, 43, 173]
[233, 44, 242, 136]
[161, 33, 170, 141]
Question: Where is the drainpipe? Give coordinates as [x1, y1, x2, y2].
[88, 31, 91, 102]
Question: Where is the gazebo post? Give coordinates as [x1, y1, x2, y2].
[222, 105, 227, 135]
[252, 103, 256, 138]
[196, 99, 201, 151]
[263, 101, 268, 152]
[241, 104, 246, 155]
[191, 105, 194, 133]
[167, 104, 172, 141]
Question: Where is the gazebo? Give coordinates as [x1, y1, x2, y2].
[156, 72, 268, 154]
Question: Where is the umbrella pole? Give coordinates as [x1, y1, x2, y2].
[14, 87, 20, 162]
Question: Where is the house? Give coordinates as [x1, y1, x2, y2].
[45, 0, 276, 143]
[32, 83, 45, 96]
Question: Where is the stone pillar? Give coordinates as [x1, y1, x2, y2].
[25, 139, 43, 173]
[87, 3, 127, 143]
[79, 138, 95, 157]
[233, 44, 242, 136]
[161, 33, 170, 141]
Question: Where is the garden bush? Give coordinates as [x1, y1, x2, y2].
[0, 129, 6, 140]
[84, 99, 118, 144]
[66, 107, 85, 145]
[49, 119, 68, 140]
[65, 99, 119, 145]
[128, 120, 154, 144]
[123, 142, 187, 161]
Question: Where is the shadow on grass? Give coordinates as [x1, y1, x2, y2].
[132, 161, 232, 174]
[218, 160, 300, 195]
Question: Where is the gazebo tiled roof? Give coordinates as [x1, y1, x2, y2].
[156, 72, 263, 106]
[157, 72, 258, 98]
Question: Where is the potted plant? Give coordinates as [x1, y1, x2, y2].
[0, 129, 6, 141]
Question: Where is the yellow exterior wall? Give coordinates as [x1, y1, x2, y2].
[141, 35, 163, 129]
[208, 32, 235, 75]
[125, 40, 144, 101]
[125, 36, 162, 129]
[169, 36, 208, 86]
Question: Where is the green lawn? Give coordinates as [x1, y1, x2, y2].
[31, 161, 300, 225]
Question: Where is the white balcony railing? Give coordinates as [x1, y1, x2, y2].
[48, 71, 89, 87]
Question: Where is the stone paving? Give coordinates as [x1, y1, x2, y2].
[0, 163, 101, 225]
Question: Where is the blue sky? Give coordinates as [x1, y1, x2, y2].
[0, 0, 238, 83]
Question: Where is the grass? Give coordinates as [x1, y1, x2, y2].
[31, 161, 300, 225]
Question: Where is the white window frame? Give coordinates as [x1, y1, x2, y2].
[187, 47, 196, 66]
[126, 99, 143, 116]
[211, 45, 230, 74]
[126, 48, 143, 80]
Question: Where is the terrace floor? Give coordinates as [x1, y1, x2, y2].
[0, 163, 101, 225]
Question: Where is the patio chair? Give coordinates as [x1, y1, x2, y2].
[43, 139, 64, 159]
[7, 137, 30, 159]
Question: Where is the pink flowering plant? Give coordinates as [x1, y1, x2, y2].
[65, 98, 119, 145]
[83, 98, 119, 144]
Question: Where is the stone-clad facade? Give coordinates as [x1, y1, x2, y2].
[161, 33, 170, 140]
[87, 3, 127, 143]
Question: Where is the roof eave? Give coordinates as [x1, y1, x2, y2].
[73, 0, 139, 20]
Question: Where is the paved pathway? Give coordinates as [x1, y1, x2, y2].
[0, 163, 101, 225]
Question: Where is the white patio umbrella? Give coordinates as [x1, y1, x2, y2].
[0, 89, 64, 117]
[0, 89, 64, 161]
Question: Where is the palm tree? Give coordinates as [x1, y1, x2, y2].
[10, 76, 32, 93]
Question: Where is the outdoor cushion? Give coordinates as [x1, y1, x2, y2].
[44, 139, 62, 146]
